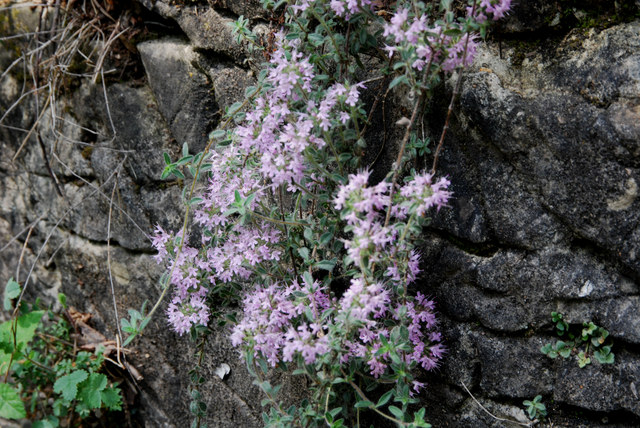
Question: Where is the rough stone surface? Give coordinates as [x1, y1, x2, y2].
[500, 0, 558, 33]
[138, 38, 218, 152]
[1, 2, 640, 427]
[419, 18, 640, 426]
[176, 7, 245, 59]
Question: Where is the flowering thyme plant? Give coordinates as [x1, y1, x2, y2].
[133, 0, 511, 426]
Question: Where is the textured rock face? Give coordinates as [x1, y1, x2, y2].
[422, 17, 640, 426]
[1, 1, 640, 427]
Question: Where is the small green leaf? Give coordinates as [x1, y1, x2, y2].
[329, 407, 342, 418]
[160, 166, 172, 180]
[594, 349, 614, 364]
[54, 370, 88, 401]
[557, 344, 571, 359]
[176, 155, 194, 166]
[307, 32, 324, 47]
[389, 75, 408, 90]
[32, 416, 59, 428]
[163, 152, 171, 165]
[228, 102, 244, 114]
[319, 232, 333, 246]
[302, 271, 314, 286]
[315, 259, 336, 271]
[77, 372, 108, 409]
[298, 247, 310, 261]
[3, 278, 20, 311]
[354, 400, 374, 408]
[0, 310, 45, 348]
[209, 129, 226, 140]
[0, 383, 26, 420]
[101, 387, 122, 411]
[443, 28, 461, 37]
[244, 86, 258, 98]
[376, 390, 393, 408]
[577, 351, 591, 368]
[540, 343, 555, 357]
[526, 405, 536, 420]
[303, 227, 314, 242]
[388, 405, 404, 420]
[58, 292, 67, 309]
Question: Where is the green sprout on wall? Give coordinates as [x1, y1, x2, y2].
[541, 312, 614, 368]
[523, 395, 547, 421]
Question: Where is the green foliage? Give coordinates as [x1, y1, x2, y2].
[54, 370, 89, 401]
[0, 279, 123, 425]
[541, 312, 614, 368]
[146, 1, 508, 426]
[3, 278, 20, 311]
[0, 383, 27, 420]
[120, 300, 149, 346]
[522, 395, 547, 421]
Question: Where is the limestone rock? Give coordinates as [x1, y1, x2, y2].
[175, 7, 245, 59]
[138, 38, 219, 153]
[441, 22, 640, 276]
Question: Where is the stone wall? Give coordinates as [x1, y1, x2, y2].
[1, 1, 639, 426]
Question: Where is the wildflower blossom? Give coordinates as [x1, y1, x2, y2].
[151, 225, 171, 263]
[231, 277, 333, 366]
[330, 0, 373, 20]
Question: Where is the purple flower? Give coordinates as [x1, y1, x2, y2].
[397, 172, 452, 217]
[151, 225, 172, 263]
[167, 290, 210, 335]
[330, 0, 373, 20]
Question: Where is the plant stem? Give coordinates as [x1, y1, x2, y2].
[340, 368, 408, 427]
[431, 2, 477, 175]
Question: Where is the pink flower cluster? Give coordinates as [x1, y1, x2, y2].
[289, 0, 373, 20]
[153, 34, 367, 335]
[232, 274, 444, 381]
[339, 288, 444, 381]
[334, 170, 451, 271]
[383, 10, 480, 73]
[235, 35, 364, 190]
[152, 230, 212, 335]
[403, 292, 444, 371]
[230, 276, 332, 365]
[382, 0, 512, 75]
[230, 170, 449, 377]
[469, 0, 512, 22]
[152, 221, 282, 335]
[194, 147, 263, 231]
[337, 278, 444, 381]
[397, 172, 452, 217]
[330, 0, 373, 20]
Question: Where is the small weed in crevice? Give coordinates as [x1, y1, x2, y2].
[541, 312, 614, 368]
[523, 395, 547, 422]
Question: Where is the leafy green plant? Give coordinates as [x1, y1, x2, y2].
[126, 0, 513, 426]
[523, 395, 547, 421]
[0, 279, 123, 426]
[541, 312, 614, 368]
